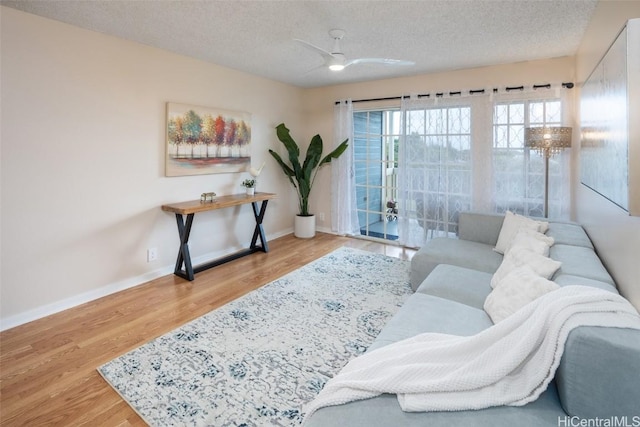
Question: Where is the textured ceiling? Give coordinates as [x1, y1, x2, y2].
[2, 0, 598, 88]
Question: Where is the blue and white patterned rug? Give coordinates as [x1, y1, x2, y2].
[98, 247, 412, 426]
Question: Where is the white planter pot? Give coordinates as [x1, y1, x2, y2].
[246, 187, 255, 196]
[294, 214, 316, 238]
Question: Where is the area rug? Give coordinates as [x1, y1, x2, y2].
[98, 247, 412, 426]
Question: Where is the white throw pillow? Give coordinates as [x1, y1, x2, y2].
[494, 211, 549, 254]
[491, 246, 562, 288]
[505, 229, 554, 256]
[484, 266, 559, 323]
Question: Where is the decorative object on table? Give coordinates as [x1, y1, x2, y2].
[269, 123, 348, 238]
[165, 102, 251, 176]
[241, 178, 256, 195]
[524, 126, 572, 218]
[200, 192, 217, 203]
[248, 161, 266, 178]
[98, 247, 412, 427]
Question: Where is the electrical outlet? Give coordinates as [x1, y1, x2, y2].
[319, 212, 325, 221]
[147, 247, 158, 262]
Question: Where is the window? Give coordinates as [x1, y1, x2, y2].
[344, 90, 568, 247]
[403, 105, 472, 236]
[493, 99, 562, 217]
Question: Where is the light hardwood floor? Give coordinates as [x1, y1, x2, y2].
[0, 233, 416, 426]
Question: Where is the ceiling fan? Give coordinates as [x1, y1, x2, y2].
[295, 29, 415, 72]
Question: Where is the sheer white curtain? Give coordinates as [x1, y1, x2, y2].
[398, 94, 492, 248]
[491, 86, 572, 219]
[396, 87, 571, 247]
[331, 99, 360, 235]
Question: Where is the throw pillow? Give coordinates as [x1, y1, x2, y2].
[490, 246, 562, 288]
[494, 211, 549, 254]
[505, 229, 555, 256]
[484, 266, 560, 323]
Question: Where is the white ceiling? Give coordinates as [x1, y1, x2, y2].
[2, 0, 598, 88]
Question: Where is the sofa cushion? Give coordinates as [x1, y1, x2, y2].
[416, 264, 492, 310]
[494, 211, 546, 254]
[546, 222, 594, 249]
[505, 229, 553, 256]
[553, 274, 618, 294]
[556, 326, 640, 418]
[305, 381, 566, 427]
[410, 238, 503, 290]
[458, 211, 505, 246]
[368, 294, 492, 352]
[484, 266, 559, 323]
[550, 245, 614, 285]
[491, 247, 561, 288]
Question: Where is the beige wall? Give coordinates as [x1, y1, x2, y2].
[303, 56, 577, 231]
[0, 7, 302, 328]
[3, 2, 640, 329]
[574, 2, 640, 309]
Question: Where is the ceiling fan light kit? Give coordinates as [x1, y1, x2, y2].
[295, 29, 415, 73]
[328, 54, 346, 71]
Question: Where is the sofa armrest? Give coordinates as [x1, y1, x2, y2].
[556, 326, 640, 418]
[457, 211, 505, 246]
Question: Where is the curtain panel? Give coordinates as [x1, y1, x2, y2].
[491, 87, 572, 219]
[397, 86, 571, 247]
[331, 99, 360, 235]
[398, 94, 492, 248]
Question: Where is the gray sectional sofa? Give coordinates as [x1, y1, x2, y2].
[306, 211, 640, 426]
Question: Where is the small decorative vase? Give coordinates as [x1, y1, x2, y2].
[246, 187, 255, 196]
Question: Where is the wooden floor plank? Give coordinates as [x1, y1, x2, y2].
[0, 233, 415, 426]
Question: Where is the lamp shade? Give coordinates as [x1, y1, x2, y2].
[525, 127, 572, 158]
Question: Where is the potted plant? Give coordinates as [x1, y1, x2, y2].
[241, 178, 256, 195]
[269, 123, 348, 238]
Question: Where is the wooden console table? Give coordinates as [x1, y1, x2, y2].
[161, 192, 276, 281]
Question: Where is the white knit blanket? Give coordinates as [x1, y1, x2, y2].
[304, 286, 640, 419]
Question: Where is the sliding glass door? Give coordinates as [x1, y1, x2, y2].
[353, 110, 401, 241]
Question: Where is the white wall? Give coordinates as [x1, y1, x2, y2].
[0, 7, 302, 329]
[574, 1, 640, 309]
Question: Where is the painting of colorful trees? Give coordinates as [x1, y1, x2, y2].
[166, 103, 251, 176]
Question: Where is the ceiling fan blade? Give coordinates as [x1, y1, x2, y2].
[295, 30, 414, 74]
[303, 63, 327, 75]
[346, 58, 415, 67]
[294, 38, 334, 61]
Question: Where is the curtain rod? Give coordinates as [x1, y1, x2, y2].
[334, 82, 574, 105]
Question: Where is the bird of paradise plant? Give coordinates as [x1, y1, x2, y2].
[269, 123, 348, 216]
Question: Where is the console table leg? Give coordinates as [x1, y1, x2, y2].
[164, 195, 274, 281]
[250, 200, 269, 252]
[174, 213, 195, 281]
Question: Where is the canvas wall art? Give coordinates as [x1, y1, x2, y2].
[166, 103, 251, 176]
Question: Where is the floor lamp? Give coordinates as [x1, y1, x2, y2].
[524, 127, 572, 218]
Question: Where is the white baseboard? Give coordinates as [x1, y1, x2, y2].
[0, 229, 293, 332]
[316, 225, 339, 235]
[0, 266, 172, 332]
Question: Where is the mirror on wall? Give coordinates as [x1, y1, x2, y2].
[580, 18, 639, 216]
